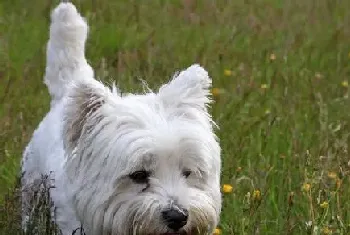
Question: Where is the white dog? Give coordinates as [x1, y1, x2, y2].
[21, 2, 221, 235]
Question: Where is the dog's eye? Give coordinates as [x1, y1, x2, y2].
[129, 170, 150, 184]
[182, 170, 192, 178]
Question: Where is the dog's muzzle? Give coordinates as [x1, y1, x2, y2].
[162, 208, 188, 231]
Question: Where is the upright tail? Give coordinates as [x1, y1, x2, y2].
[45, 2, 94, 104]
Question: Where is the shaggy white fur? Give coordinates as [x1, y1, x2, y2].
[21, 2, 221, 235]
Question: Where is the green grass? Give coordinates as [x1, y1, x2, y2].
[1, 0, 350, 234]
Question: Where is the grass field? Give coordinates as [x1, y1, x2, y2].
[1, 0, 350, 234]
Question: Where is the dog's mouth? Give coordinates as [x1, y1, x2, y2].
[159, 227, 201, 235]
[161, 231, 192, 235]
[161, 232, 187, 235]
[161, 231, 188, 235]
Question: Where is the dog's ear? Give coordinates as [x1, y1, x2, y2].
[63, 80, 111, 152]
[158, 64, 212, 112]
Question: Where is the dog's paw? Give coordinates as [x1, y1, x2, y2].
[50, 2, 87, 43]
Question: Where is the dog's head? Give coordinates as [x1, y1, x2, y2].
[63, 65, 221, 235]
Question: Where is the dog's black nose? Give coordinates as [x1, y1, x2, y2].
[162, 208, 188, 231]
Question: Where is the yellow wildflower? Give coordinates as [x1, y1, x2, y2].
[261, 84, 268, 89]
[321, 226, 332, 234]
[327, 171, 337, 180]
[302, 183, 311, 192]
[212, 88, 224, 97]
[213, 228, 222, 235]
[288, 191, 295, 206]
[336, 178, 342, 190]
[236, 166, 242, 172]
[252, 189, 261, 201]
[315, 72, 322, 79]
[224, 69, 233, 76]
[320, 201, 329, 209]
[270, 53, 276, 61]
[222, 184, 233, 193]
[341, 80, 348, 87]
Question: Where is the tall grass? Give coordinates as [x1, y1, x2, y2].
[1, 0, 350, 234]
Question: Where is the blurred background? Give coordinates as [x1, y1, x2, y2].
[1, 0, 350, 234]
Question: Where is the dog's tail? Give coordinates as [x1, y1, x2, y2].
[44, 3, 94, 104]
